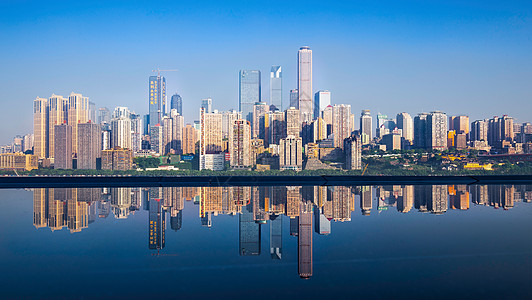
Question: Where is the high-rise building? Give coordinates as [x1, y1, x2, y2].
[112, 107, 130, 119]
[332, 104, 351, 149]
[97, 107, 111, 124]
[130, 114, 143, 152]
[229, 119, 251, 168]
[222, 110, 242, 139]
[111, 117, 132, 150]
[148, 198, 165, 251]
[414, 113, 429, 149]
[67, 93, 89, 155]
[427, 111, 448, 150]
[471, 120, 488, 141]
[148, 75, 166, 126]
[170, 93, 182, 115]
[239, 201, 261, 256]
[312, 118, 328, 142]
[101, 148, 133, 170]
[201, 98, 213, 114]
[88, 101, 97, 123]
[344, 134, 362, 170]
[396, 112, 414, 142]
[298, 200, 313, 279]
[199, 108, 223, 155]
[279, 136, 303, 171]
[314, 90, 331, 120]
[290, 89, 299, 109]
[171, 110, 184, 155]
[239, 70, 261, 122]
[149, 124, 163, 155]
[47, 94, 66, 160]
[267, 111, 286, 146]
[252, 102, 268, 139]
[449, 115, 470, 135]
[286, 107, 300, 138]
[298, 46, 313, 123]
[360, 186, 373, 215]
[77, 123, 101, 169]
[360, 110, 372, 143]
[54, 124, 72, 169]
[22, 134, 34, 153]
[270, 215, 282, 259]
[162, 116, 173, 155]
[182, 124, 197, 155]
[270, 66, 282, 110]
[33, 97, 48, 159]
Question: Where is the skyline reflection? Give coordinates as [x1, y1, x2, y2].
[32, 184, 532, 279]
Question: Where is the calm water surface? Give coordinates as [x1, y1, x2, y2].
[1, 184, 531, 299]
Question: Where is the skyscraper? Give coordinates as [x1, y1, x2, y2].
[239, 201, 261, 256]
[344, 133, 362, 170]
[314, 90, 331, 120]
[111, 117, 132, 150]
[170, 93, 182, 115]
[270, 215, 282, 259]
[279, 136, 303, 171]
[149, 75, 166, 126]
[332, 104, 351, 149]
[130, 114, 143, 152]
[270, 66, 282, 110]
[77, 122, 101, 169]
[48, 94, 66, 160]
[298, 200, 313, 279]
[252, 102, 268, 139]
[67, 93, 89, 155]
[286, 107, 301, 138]
[149, 124, 163, 155]
[182, 124, 197, 155]
[414, 113, 429, 149]
[54, 124, 72, 169]
[33, 97, 48, 159]
[290, 89, 299, 109]
[427, 111, 448, 150]
[239, 70, 261, 122]
[298, 46, 313, 123]
[201, 98, 213, 114]
[471, 120, 488, 141]
[229, 119, 251, 168]
[360, 110, 372, 144]
[222, 110, 242, 139]
[396, 112, 414, 142]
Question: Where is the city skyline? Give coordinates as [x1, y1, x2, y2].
[1, 1, 531, 144]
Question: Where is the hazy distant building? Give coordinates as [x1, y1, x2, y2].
[149, 75, 166, 126]
[360, 110, 372, 143]
[290, 89, 299, 109]
[222, 110, 242, 139]
[54, 124, 72, 169]
[314, 90, 331, 120]
[396, 112, 414, 143]
[298, 46, 313, 123]
[239, 70, 261, 122]
[252, 102, 268, 139]
[270, 66, 282, 110]
[201, 98, 213, 114]
[77, 123, 101, 169]
[170, 93, 182, 115]
[97, 107, 111, 124]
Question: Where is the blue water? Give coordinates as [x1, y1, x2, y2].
[0, 185, 531, 299]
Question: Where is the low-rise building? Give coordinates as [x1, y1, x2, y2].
[0, 153, 38, 171]
[102, 147, 133, 171]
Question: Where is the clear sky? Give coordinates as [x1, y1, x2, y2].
[1, 0, 531, 144]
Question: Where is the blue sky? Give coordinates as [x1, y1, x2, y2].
[1, 0, 531, 143]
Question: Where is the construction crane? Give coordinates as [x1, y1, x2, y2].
[152, 68, 178, 77]
[361, 163, 369, 176]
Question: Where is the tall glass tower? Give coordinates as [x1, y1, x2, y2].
[148, 75, 166, 126]
[270, 66, 282, 111]
[170, 93, 182, 115]
[239, 70, 261, 122]
[298, 46, 313, 123]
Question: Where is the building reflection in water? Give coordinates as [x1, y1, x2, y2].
[33, 184, 532, 278]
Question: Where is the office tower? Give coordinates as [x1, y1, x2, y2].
[88, 101, 96, 123]
[54, 124, 72, 169]
[267, 111, 286, 145]
[162, 116, 173, 155]
[252, 102, 268, 139]
[414, 113, 429, 149]
[149, 75, 166, 126]
[290, 89, 299, 109]
[332, 104, 351, 149]
[222, 110, 242, 139]
[171, 110, 184, 155]
[298, 200, 313, 279]
[111, 117, 132, 149]
[471, 120, 488, 141]
[149, 124, 163, 154]
[130, 114, 143, 152]
[314, 90, 331, 120]
[97, 107, 111, 124]
[344, 134, 362, 170]
[427, 111, 448, 150]
[230, 119, 251, 168]
[67, 93, 89, 155]
[149, 198, 165, 251]
[239, 201, 261, 256]
[101, 148, 133, 170]
[33, 97, 48, 159]
[170, 93, 182, 115]
[112, 107, 130, 119]
[201, 98, 213, 114]
[77, 123, 102, 169]
[298, 46, 313, 123]
[286, 107, 300, 138]
[360, 110, 372, 143]
[183, 124, 197, 154]
[47, 94, 66, 160]
[396, 112, 414, 142]
[239, 70, 261, 122]
[143, 114, 150, 135]
[270, 215, 282, 259]
[279, 136, 303, 170]
[270, 66, 282, 110]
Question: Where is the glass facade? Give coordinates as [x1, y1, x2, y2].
[239, 70, 261, 122]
